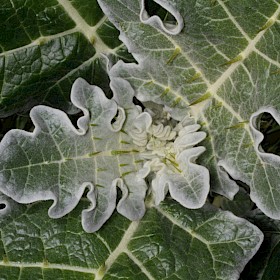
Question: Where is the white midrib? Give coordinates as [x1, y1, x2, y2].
[125, 250, 156, 280]
[0, 261, 98, 274]
[155, 206, 219, 278]
[0, 221, 153, 279]
[94, 222, 140, 279]
[155, 206, 209, 245]
[203, 5, 280, 119]
[56, 0, 279, 125]
[254, 48, 280, 68]
[0, 28, 78, 57]
[0, 0, 116, 58]
[2, 146, 146, 171]
[95, 220, 154, 280]
[207, 25, 278, 119]
[193, 5, 280, 172]
[216, 0, 251, 42]
[184, 4, 280, 123]
[56, 0, 112, 54]
[187, 4, 280, 174]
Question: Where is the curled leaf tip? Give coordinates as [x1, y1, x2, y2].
[130, 107, 209, 209]
[139, 0, 184, 35]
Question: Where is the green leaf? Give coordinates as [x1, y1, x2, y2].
[98, 0, 280, 218]
[213, 187, 254, 217]
[0, 195, 263, 280]
[241, 210, 280, 279]
[0, 0, 133, 117]
[0, 77, 209, 232]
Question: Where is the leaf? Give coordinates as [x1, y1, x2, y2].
[213, 187, 254, 217]
[241, 210, 280, 279]
[98, 0, 280, 218]
[0, 195, 263, 280]
[0, 77, 208, 232]
[0, 0, 133, 117]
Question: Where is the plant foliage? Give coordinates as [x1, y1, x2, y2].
[0, 0, 279, 279]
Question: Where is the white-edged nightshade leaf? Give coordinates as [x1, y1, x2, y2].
[0, 77, 208, 232]
[98, 0, 280, 218]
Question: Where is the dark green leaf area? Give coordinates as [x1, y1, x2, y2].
[0, 200, 130, 273]
[97, 19, 122, 49]
[0, 266, 19, 280]
[261, 241, 280, 280]
[0, 197, 263, 279]
[125, 200, 262, 280]
[241, 210, 280, 280]
[217, 187, 254, 217]
[0, 0, 75, 52]
[69, 0, 104, 26]
[113, 46, 135, 64]
[127, 208, 195, 279]
[104, 254, 150, 280]
[44, 51, 114, 107]
[0, 267, 94, 280]
[0, 32, 96, 116]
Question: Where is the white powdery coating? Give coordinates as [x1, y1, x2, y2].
[130, 111, 209, 209]
[219, 106, 280, 219]
[139, 0, 184, 35]
[0, 76, 209, 232]
[249, 107, 280, 219]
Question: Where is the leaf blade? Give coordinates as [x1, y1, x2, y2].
[0, 196, 263, 280]
[99, 0, 280, 218]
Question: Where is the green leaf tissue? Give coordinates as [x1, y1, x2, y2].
[0, 0, 279, 279]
